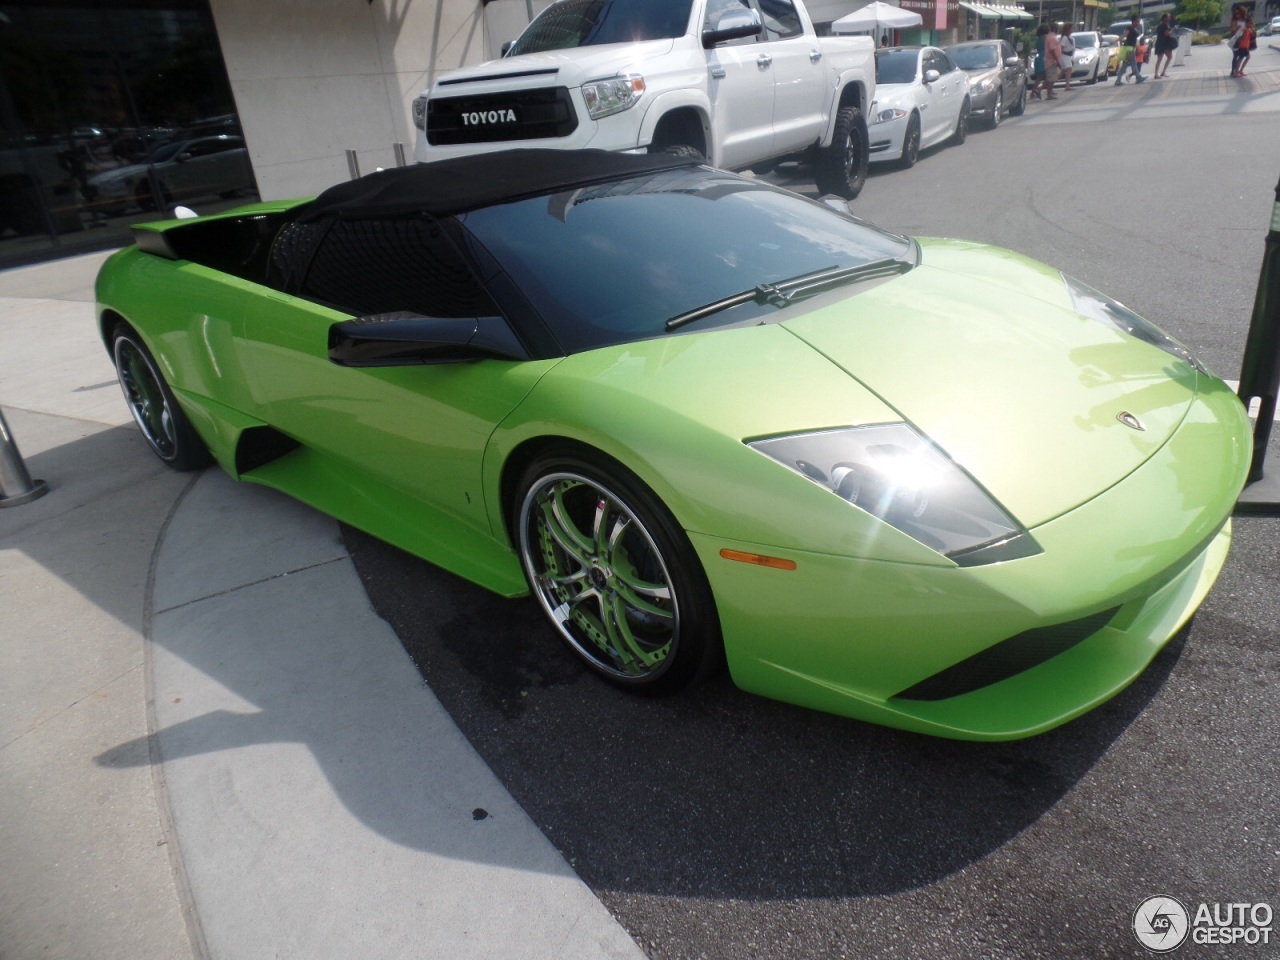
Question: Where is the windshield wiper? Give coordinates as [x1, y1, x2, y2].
[664, 257, 913, 332]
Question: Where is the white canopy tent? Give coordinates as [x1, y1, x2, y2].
[831, 1, 924, 33]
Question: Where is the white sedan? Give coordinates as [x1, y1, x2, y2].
[868, 46, 970, 168]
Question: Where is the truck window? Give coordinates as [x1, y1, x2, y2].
[508, 0, 694, 56]
[756, 0, 803, 39]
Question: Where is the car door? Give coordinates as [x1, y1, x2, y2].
[238, 215, 557, 545]
[703, 0, 776, 167]
[923, 49, 964, 142]
[752, 0, 827, 155]
[1000, 41, 1021, 102]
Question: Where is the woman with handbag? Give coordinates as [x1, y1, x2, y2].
[1153, 13, 1176, 79]
[1059, 24, 1076, 90]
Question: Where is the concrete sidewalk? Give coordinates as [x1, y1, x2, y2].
[0, 252, 645, 959]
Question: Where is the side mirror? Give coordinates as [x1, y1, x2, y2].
[328, 312, 527, 366]
[501, 40, 514, 56]
[924, 68, 941, 83]
[702, 8, 763, 49]
[1004, 56, 1022, 67]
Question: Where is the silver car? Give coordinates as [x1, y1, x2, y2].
[944, 40, 1027, 129]
[1067, 31, 1110, 83]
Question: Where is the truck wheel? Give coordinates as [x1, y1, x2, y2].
[815, 106, 868, 201]
[653, 144, 705, 162]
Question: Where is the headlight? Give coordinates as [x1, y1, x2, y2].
[1063, 274, 1206, 373]
[412, 95, 427, 130]
[748, 424, 1040, 566]
[974, 78, 997, 94]
[582, 74, 645, 119]
[872, 106, 907, 125]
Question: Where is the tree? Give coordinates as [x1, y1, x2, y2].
[1177, 0, 1226, 29]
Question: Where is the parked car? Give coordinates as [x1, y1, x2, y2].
[1102, 34, 1122, 72]
[413, 0, 877, 199]
[1066, 30, 1109, 83]
[96, 148, 1252, 740]
[87, 135, 253, 215]
[869, 46, 970, 167]
[944, 39, 1027, 128]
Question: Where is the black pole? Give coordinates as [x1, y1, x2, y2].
[1234, 171, 1280, 513]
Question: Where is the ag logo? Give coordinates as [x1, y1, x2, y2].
[1134, 896, 1190, 952]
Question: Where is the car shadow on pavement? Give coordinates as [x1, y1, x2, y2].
[342, 524, 1184, 900]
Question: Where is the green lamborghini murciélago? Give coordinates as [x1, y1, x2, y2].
[96, 148, 1251, 740]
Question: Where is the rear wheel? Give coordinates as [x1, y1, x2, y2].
[515, 447, 722, 695]
[815, 105, 869, 200]
[899, 113, 921, 168]
[111, 324, 211, 470]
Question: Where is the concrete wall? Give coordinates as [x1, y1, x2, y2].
[208, 0, 491, 199]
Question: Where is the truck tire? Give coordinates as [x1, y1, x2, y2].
[815, 106, 868, 201]
[658, 144, 705, 162]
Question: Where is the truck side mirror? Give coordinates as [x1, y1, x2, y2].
[702, 8, 763, 49]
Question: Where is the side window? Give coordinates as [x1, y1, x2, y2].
[937, 51, 958, 73]
[298, 216, 499, 319]
[703, 0, 757, 43]
[756, 0, 803, 39]
[1002, 41, 1014, 61]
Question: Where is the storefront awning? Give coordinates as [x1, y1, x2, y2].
[991, 4, 1035, 18]
[959, 1, 1003, 18]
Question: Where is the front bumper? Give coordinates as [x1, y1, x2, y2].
[692, 378, 1249, 740]
[868, 114, 908, 164]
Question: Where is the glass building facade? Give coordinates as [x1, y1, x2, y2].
[0, 0, 255, 267]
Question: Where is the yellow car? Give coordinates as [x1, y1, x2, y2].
[1102, 34, 1123, 73]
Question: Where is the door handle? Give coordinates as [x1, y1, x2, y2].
[711, 66, 726, 79]
[810, 50, 823, 63]
[757, 54, 773, 69]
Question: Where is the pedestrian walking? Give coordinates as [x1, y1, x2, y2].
[1032, 24, 1062, 99]
[1114, 16, 1147, 84]
[1230, 16, 1255, 76]
[1059, 24, 1076, 89]
[1153, 13, 1176, 79]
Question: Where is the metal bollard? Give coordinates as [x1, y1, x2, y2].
[0, 409, 49, 507]
[346, 149, 361, 181]
[1234, 171, 1280, 514]
[393, 142, 407, 167]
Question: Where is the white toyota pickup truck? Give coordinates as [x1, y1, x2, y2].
[411, 0, 877, 199]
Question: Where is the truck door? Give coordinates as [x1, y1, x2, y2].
[703, 0, 776, 168]
[753, 0, 827, 154]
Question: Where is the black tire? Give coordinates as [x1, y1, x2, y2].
[111, 324, 211, 471]
[514, 446, 722, 695]
[951, 97, 970, 145]
[989, 89, 1003, 128]
[1009, 80, 1027, 116]
[814, 105, 869, 200]
[899, 113, 921, 168]
[654, 143, 705, 162]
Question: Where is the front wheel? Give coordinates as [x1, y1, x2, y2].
[951, 98, 970, 145]
[1009, 80, 1027, 116]
[899, 113, 921, 168]
[112, 325, 211, 470]
[515, 448, 722, 695]
[814, 105, 869, 200]
[989, 90, 1003, 128]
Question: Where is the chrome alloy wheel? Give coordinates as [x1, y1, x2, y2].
[114, 335, 178, 460]
[519, 471, 679, 682]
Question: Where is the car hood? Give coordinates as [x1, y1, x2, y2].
[429, 39, 678, 92]
[962, 67, 1001, 84]
[778, 239, 1201, 528]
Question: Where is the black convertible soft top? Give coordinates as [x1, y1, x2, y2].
[298, 148, 696, 222]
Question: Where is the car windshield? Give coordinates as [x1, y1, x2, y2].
[1073, 33, 1098, 48]
[508, 0, 692, 55]
[948, 44, 1000, 69]
[876, 49, 920, 84]
[457, 168, 913, 353]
